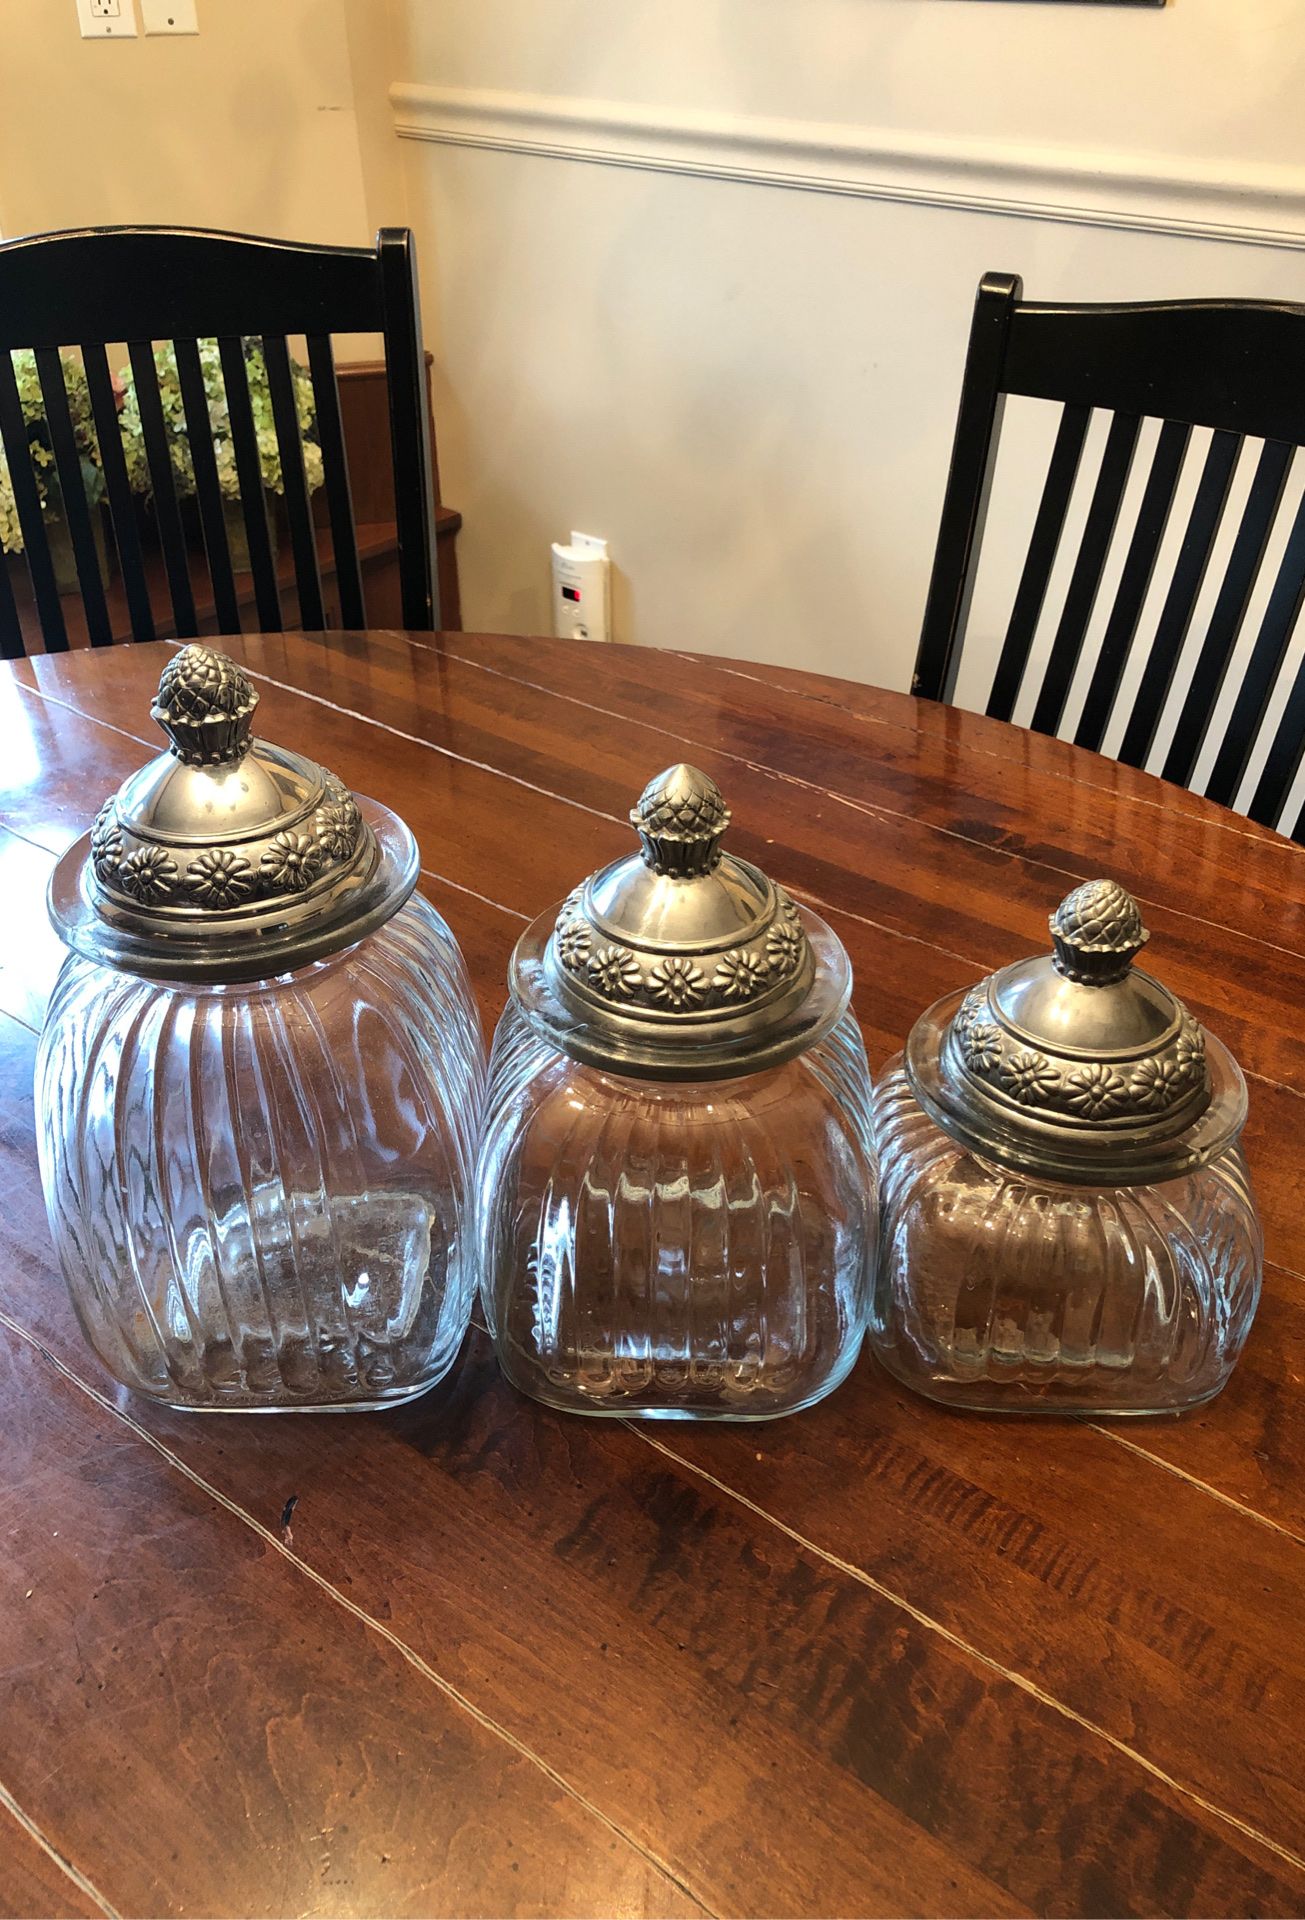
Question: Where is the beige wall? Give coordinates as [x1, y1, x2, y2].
[396, 0, 1301, 172]
[340, 0, 407, 238]
[0, 0, 395, 244]
[387, 0, 1305, 727]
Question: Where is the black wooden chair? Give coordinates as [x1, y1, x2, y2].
[914, 271, 1305, 842]
[0, 225, 440, 657]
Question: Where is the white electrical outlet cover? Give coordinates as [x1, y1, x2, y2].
[76, 0, 138, 38]
[141, 0, 198, 30]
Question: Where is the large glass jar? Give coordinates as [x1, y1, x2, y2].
[870, 880, 1262, 1415]
[476, 764, 878, 1420]
[37, 646, 485, 1411]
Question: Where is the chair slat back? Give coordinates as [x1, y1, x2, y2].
[1210, 487, 1305, 809]
[1161, 439, 1293, 790]
[916, 273, 1305, 842]
[1030, 409, 1141, 738]
[264, 332, 326, 633]
[0, 351, 67, 651]
[986, 404, 1089, 721]
[34, 346, 113, 649]
[216, 332, 283, 634]
[1253, 663, 1305, 836]
[173, 337, 240, 636]
[82, 344, 155, 643]
[127, 335, 199, 638]
[1116, 428, 1242, 770]
[0, 225, 440, 655]
[306, 333, 365, 632]
[1075, 417, 1190, 753]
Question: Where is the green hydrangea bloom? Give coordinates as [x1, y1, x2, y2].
[117, 338, 324, 502]
[1, 339, 321, 558]
[0, 350, 105, 555]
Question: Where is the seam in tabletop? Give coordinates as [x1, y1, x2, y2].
[0, 1307, 715, 1920]
[625, 1424, 1305, 1883]
[0, 1773, 121, 1920]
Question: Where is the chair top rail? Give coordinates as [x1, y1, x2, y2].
[1004, 297, 1305, 445]
[0, 227, 386, 349]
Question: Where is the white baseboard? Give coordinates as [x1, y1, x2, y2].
[391, 81, 1305, 253]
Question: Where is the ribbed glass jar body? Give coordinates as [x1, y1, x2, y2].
[870, 1055, 1262, 1415]
[475, 1003, 878, 1420]
[36, 894, 486, 1411]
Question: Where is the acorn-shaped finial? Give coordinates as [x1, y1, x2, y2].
[1050, 879, 1149, 985]
[151, 645, 258, 766]
[630, 764, 731, 876]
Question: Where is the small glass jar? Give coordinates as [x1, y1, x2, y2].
[475, 764, 878, 1420]
[871, 880, 1262, 1415]
[37, 645, 486, 1411]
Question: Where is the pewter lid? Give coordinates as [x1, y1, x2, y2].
[48, 644, 419, 983]
[905, 879, 1248, 1185]
[509, 763, 852, 1079]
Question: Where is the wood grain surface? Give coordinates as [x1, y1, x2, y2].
[0, 629, 1303, 1919]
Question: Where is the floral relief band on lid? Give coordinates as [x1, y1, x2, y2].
[507, 763, 854, 1081]
[48, 644, 420, 984]
[904, 878, 1248, 1187]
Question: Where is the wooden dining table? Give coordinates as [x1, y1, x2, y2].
[1, 626, 1304, 1920]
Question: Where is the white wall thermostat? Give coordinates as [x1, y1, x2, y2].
[551, 531, 611, 643]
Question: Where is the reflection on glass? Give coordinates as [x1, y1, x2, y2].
[476, 1003, 877, 1421]
[37, 894, 486, 1411]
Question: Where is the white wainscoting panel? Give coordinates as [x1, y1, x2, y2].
[392, 82, 1305, 252]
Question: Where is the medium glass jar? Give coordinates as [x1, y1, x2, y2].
[37, 645, 486, 1411]
[476, 764, 878, 1420]
[870, 880, 1262, 1415]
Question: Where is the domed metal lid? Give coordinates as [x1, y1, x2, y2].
[905, 879, 1248, 1184]
[48, 644, 419, 983]
[509, 763, 852, 1079]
